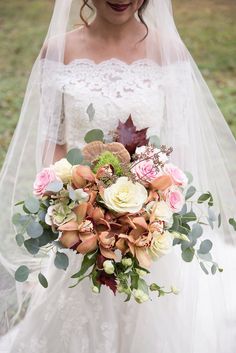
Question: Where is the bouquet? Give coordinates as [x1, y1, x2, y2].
[13, 116, 223, 303]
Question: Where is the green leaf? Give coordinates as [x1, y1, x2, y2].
[184, 171, 193, 185]
[86, 103, 95, 122]
[138, 278, 149, 295]
[24, 238, 40, 255]
[229, 218, 236, 231]
[124, 293, 132, 302]
[71, 251, 97, 278]
[182, 248, 194, 262]
[15, 265, 30, 282]
[149, 135, 160, 148]
[200, 262, 209, 275]
[197, 192, 211, 204]
[150, 283, 161, 292]
[191, 223, 203, 239]
[185, 186, 196, 201]
[84, 129, 104, 143]
[12, 213, 22, 225]
[24, 197, 40, 214]
[198, 239, 213, 255]
[26, 221, 44, 238]
[66, 148, 84, 166]
[198, 252, 213, 262]
[46, 180, 64, 193]
[130, 272, 139, 290]
[38, 273, 48, 288]
[14, 200, 24, 207]
[54, 252, 69, 271]
[38, 230, 58, 247]
[15, 233, 24, 247]
[181, 212, 197, 223]
[218, 214, 222, 228]
[211, 264, 217, 275]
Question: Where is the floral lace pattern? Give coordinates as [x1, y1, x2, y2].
[39, 58, 192, 150]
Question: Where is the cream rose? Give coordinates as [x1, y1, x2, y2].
[149, 230, 173, 260]
[152, 200, 173, 224]
[52, 158, 73, 183]
[103, 177, 148, 214]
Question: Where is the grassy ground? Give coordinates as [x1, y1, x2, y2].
[0, 0, 235, 167]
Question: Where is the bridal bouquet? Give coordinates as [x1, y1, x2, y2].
[13, 116, 223, 303]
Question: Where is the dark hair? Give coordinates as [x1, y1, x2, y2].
[80, 0, 150, 41]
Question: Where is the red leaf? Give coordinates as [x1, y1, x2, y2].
[115, 115, 148, 155]
[98, 271, 117, 295]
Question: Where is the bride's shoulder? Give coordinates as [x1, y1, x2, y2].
[40, 27, 85, 63]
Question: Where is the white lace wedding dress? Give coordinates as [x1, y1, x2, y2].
[1, 58, 233, 353]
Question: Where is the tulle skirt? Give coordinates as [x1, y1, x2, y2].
[1, 232, 236, 353]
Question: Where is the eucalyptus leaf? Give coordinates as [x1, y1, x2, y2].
[12, 213, 22, 225]
[46, 180, 64, 193]
[211, 264, 217, 275]
[26, 221, 44, 238]
[54, 252, 69, 271]
[15, 234, 24, 247]
[38, 273, 48, 288]
[191, 223, 203, 239]
[15, 265, 30, 282]
[86, 103, 95, 122]
[198, 252, 213, 262]
[182, 248, 194, 262]
[24, 238, 40, 255]
[198, 239, 213, 255]
[208, 208, 217, 221]
[218, 214, 222, 228]
[200, 262, 209, 275]
[38, 210, 47, 222]
[14, 200, 24, 207]
[24, 197, 40, 214]
[84, 129, 104, 143]
[184, 171, 193, 184]
[179, 203, 188, 215]
[66, 148, 84, 166]
[185, 186, 196, 201]
[149, 135, 161, 148]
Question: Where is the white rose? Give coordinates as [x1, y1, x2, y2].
[103, 177, 148, 214]
[153, 200, 173, 224]
[133, 289, 149, 304]
[103, 260, 115, 275]
[149, 230, 173, 260]
[52, 159, 72, 183]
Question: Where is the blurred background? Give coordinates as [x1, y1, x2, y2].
[0, 0, 235, 168]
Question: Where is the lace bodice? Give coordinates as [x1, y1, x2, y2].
[40, 58, 192, 149]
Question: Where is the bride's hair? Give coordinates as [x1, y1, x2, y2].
[80, 0, 150, 39]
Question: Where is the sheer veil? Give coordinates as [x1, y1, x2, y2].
[0, 0, 235, 348]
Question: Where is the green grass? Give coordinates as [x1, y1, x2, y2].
[0, 0, 235, 167]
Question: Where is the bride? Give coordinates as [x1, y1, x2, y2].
[0, 1, 235, 352]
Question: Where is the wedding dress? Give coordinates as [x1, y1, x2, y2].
[1, 1, 236, 352]
[1, 57, 235, 353]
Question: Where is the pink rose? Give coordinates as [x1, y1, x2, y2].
[33, 168, 58, 197]
[132, 160, 159, 183]
[163, 163, 187, 187]
[164, 186, 185, 213]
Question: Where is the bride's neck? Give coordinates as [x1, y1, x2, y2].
[89, 16, 144, 43]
